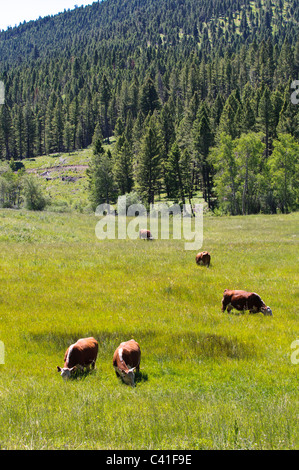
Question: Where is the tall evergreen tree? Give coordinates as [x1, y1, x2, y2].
[159, 103, 176, 197]
[257, 85, 274, 158]
[53, 97, 64, 153]
[165, 142, 185, 204]
[218, 91, 241, 139]
[63, 121, 74, 155]
[136, 115, 162, 206]
[87, 138, 117, 208]
[13, 104, 25, 159]
[100, 74, 112, 142]
[113, 136, 134, 195]
[1, 105, 13, 160]
[23, 104, 36, 158]
[192, 103, 214, 207]
[139, 77, 160, 117]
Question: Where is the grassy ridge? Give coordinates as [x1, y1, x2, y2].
[0, 209, 298, 449]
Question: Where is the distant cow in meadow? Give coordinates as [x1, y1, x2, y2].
[113, 339, 141, 386]
[139, 229, 153, 240]
[222, 290, 272, 316]
[195, 251, 211, 267]
[57, 337, 98, 379]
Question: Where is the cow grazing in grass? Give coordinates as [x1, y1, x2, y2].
[57, 337, 98, 379]
[113, 339, 141, 386]
[139, 229, 153, 240]
[222, 290, 272, 316]
[196, 251, 211, 267]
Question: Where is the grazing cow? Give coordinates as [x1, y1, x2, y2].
[57, 337, 98, 379]
[113, 339, 141, 386]
[139, 229, 153, 240]
[222, 290, 272, 316]
[196, 251, 211, 267]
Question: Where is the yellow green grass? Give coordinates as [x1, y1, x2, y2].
[0, 209, 298, 449]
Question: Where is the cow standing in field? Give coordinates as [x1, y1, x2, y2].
[139, 229, 153, 240]
[57, 337, 98, 379]
[196, 251, 211, 267]
[113, 339, 141, 386]
[221, 290, 272, 316]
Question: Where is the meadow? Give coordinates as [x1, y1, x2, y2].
[0, 208, 298, 450]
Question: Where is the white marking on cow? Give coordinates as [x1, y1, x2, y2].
[66, 344, 74, 365]
[119, 348, 123, 363]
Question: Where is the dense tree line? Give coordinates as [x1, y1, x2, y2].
[0, 0, 298, 213]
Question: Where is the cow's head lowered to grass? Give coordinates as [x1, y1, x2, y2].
[118, 367, 137, 386]
[113, 339, 141, 387]
[57, 337, 98, 380]
[57, 365, 78, 380]
[260, 305, 273, 316]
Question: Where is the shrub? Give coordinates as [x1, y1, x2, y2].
[23, 176, 47, 211]
[0, 170, 23, 208]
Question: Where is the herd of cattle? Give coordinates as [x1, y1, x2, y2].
[57, 230, 272, 385]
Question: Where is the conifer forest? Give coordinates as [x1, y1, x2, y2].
[0, 0, 298, 214]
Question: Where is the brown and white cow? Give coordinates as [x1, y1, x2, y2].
[222, 290, 272, 316]
[139, 229, 153, 240]
[57, 337, 98, 379]
[196, 251, 211, 267]
[113, 339, 141, 386]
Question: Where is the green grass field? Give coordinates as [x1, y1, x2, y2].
[0, 209, 298, 449]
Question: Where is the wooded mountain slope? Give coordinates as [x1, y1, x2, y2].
[0, 0, 298, 214]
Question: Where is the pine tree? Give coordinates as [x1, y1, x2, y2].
[159, 103, 176, 197]
[92, 123, 105, 156]
[80, 94, 94, 148]
[100, 74, 111, 142]
[44, 92, 57, 155]
[63, 121, 74, 155]
[136, 115, 162, 206]
[35, 106, 45, 157]
[118, 79, 131, 122]
[1, 105, 13, 159]
[275, 39, 294, 85]
[53, 97, 64, 153]
[69, 96, 79, 151]
[113, 136, 134, 195]
[192, 103, 214, 207]
[23, 103, 36, 158]
[139, 77, 160, 117]
[128, 76, 139, 119]
[13, 104, 25, 159]
[211, 93, 224, 128]
[241, 98, 256, 133]
[257, 85, 274, 158]
[218, 91, 241, 139]
[87, 141, 117, 209]
[165, 142, 186, 204]
[180, 148, 194, 208]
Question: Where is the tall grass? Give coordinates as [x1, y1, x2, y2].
[0, 209, 298, 449]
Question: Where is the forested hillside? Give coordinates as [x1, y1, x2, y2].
[0, 0, 298, 214]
